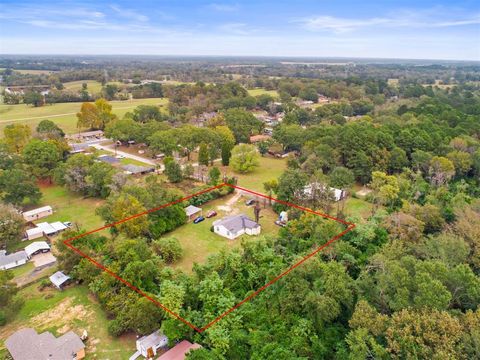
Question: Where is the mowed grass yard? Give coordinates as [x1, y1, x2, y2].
[0, 97, 168, 136]
[31, 185, 106, 233]
[248, 88, 279, 97]
[170, 192, 280, 272]
[63, 80, 124, 94]
[222, 156, 287, 192]
[0, 284, 136, 360]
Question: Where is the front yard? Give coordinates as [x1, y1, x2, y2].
[169, 191, 280, 272]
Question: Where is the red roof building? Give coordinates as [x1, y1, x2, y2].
[157, 340, 202, 360]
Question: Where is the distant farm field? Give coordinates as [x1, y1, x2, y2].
[0, 68, 58, 75]
[248, 88, 279, 97]
[0, 97, 168, 135]
[63, 80, 125, 94]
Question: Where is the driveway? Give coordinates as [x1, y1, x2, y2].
[90, 143, 161, 168]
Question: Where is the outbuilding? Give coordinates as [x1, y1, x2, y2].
[22, 206, 53, 222]
[25, 227, 44, 240]
[36, 221, 68, 236]
[122, 164, 155, 175]
[134, 330, 168, 359]
[185, 205, 202, 221]
[49, 271, 71, 289]
[24, 241, 51, 258]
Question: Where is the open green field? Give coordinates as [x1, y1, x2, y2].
[0, 97, 168, 136]
[222, 156, 287, 192]
[344, 197, 374, 219]
[0, 68, 57, 75]
[248, 88, 279, 97]
[0, 284, 135, 359]
[63, 80, 125, 94]
[29, 185, 106, 232]
[170, 193, 279, 272]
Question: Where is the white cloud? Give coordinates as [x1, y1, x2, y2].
[298, 12, 480, 33]
[110, 5, 149, 22]
[208, 3, 240, 12]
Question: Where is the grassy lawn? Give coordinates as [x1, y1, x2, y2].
[344, 197, 373, 219]
[248, 88, 279, 97]
[170, 193, 280, 272]
[30, 185, 106, 232]
[0, 97, 168, 136]
[10, 261, 35, 278]
[221, 156, 287, 192]
[0, 68, 57, 75]
[0, 284, 136, 359]
[63, 80, 125, 94]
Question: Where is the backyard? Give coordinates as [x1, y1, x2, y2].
[170, 191, 280, 272]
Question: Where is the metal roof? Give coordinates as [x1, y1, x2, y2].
[213, 214, 260, 234]
[0, 250, 28, 268]
[22, 205, 52, 217]
[49, 271, 70, 287]
[24, 241, 50, 257]
[185, 205, 202, 217]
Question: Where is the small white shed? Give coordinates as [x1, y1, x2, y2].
[135, 330, 168, 359]
[49, 271, 71, 289]
[25, 241, 51, 258]
[25, 227, 44, 240]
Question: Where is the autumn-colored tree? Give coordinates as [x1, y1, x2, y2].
[429, 156, 455, 186]
[76, 98, 116, 130]
[3, 124, 31, 154]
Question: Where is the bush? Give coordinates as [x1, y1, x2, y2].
[152, 237, 183, 264]
[108, 319, 124, 336]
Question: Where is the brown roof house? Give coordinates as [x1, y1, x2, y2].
[5, 328, 85, 360]
[157, 340, 202, 360]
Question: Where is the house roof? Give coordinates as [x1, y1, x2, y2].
[5, 328, 85, 360]
[213, 214, 260, 234]
[137, 330, 168, 349]
[185, 205, 202, 217]
[249, 134, 271, 143]
[157, 340, 202, 360]
[49, 271, 70, 287]
[0, 250, 28, 268]
[97, 155, 119, 164]
[23, 206, 52, 217]
[36, 222, 67, 235]
[122, 164, 155, 174]
[26, 227, 44, 237]
[24, 241, 50, 257]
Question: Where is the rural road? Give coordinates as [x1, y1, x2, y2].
[90, 143, 161, 168]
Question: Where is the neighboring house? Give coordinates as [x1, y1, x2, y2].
[22, 205, 53, 222]
[5, 328, 85, 360]
[213, 214, 261, 240]
[36, 221, 69, 236]
[0, 250, 28, 270]
[24, 241, 51, 258]
[303, 183, 346, 202]
[185, 205, 202, 221]
[157, 340, 202, 360]
[68, 130, 104, 142]
[122, 164, 155, 175]
[69, 143, 90, 154]
[133, 330, 168, 359]
[49, 271, 71, 290]
[25, 226, 44, 240]
[97, 155, 119, 164]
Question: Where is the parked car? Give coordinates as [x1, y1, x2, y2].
[115, 155, 125, 159]
[206, 210, 217, 218]
[275, 220, 287, 227]
[63, 221, 72, 227]
[245, 199, 256, 206]
[193, 216, 205, 224]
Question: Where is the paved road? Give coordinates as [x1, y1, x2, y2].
[91, 143, 161, 168]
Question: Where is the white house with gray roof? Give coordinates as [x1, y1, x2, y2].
[213, 214, 261, 240]
[5, 328, 85, 360]
[0, 250, 28, 270]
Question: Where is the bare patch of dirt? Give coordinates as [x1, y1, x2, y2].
[31, 297, 92, 331]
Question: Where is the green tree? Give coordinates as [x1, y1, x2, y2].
[152, 237, 183, 264]
[0, 168, 41, 205]
[198, 143, 210, 166]
[429, 156, 455, 186]
[224, 108, 263, 143]
[3, 124, 31, 154]
[36, 119, 65, 139]
[23, 139, 63, 182]
[0, 203, 24, 250]
[208, 166, 221, 185]
[230, 144, 260, 173]
[164, 157, 183, 183]
[23, 90, 44, 107]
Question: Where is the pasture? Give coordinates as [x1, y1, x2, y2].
[248, 88, 279, 97]
[0, 97, 168, 135]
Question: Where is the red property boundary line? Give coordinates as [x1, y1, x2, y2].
[63, 183, 356, 333]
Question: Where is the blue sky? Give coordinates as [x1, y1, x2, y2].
[0, 1, 479, 60]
